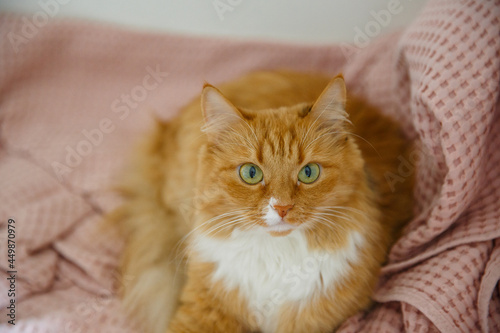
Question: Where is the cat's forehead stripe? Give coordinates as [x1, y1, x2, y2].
[258, 130, 303, 163]
[256, 146, 264, 164]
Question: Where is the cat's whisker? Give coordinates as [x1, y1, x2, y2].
[317, 205, 366, 216]
[203, 117, 258, 151]
[303, 130, 343, 151]
[238, 117, 260, 146]
[317, 206, 370, 219]
[308, 217, 345, 242]
[313, 215, 351, 234]
[171, 209, 251, 262]
[204, 216, 249, 237]
[313, 212, 355, 224]
[210, 132, 256, 152]
[207, 221, 244, 238]
[188, 222, 241, 260]
[173, 212, 251, 276]
[313, 206, 359, 223]
[189, 209, 255, 242]
[301, 127, 381, 158]
[313, 210, 356, 225]
[299, 96, 351, 149]
[212, 142, 253, 151]
[222, 124, 258, 151]
[316, 215, 357, 232]
[341, 132, 381, 158]
[176, 210, 245, 242]
[202, 113, 259, 142]
[300, 105, 335, 148]
[197, 123, 257, 152]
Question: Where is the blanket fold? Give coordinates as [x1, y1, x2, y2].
[1, 0, 499, 331]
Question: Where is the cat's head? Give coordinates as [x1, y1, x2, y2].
[195, 75, 367, 239]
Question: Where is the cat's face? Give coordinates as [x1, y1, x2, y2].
[195, 76, 365, 239]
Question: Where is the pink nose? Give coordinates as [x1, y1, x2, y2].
[273, 204, 294, 218]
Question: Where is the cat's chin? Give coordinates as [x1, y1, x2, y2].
[264, 220, 296, 237]
[268, 229, 294, 237]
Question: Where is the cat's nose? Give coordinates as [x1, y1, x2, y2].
[273, 204, 294, 218]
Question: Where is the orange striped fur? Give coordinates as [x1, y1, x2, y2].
[113, 71, 414, 333]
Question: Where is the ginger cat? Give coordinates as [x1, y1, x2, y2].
[114, 71, 414, 333]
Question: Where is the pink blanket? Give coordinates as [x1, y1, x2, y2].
[1, 1, 499, 332]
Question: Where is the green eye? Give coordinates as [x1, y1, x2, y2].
[239, 163, 263, 185]
[298, 163, 320, 184]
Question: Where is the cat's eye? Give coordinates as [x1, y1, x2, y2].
[239, 163, 263, 185]
[298, 163, 320, 184]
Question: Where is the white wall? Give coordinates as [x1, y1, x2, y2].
[0, 0, 428, 44]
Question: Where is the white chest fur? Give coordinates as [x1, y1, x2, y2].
[192, 228, 364, 333]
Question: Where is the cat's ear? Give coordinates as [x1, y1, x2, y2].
[308, 74, 349, 125]
[201, 83, 244, 136]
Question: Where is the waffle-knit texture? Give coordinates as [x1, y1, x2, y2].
[1, 1, 499, 331]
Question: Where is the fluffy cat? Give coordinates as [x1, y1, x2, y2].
[113, 71, 414, 333]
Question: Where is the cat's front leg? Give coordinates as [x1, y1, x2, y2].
[167, 302, 246, 333]
[166, 273, 247, 333]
